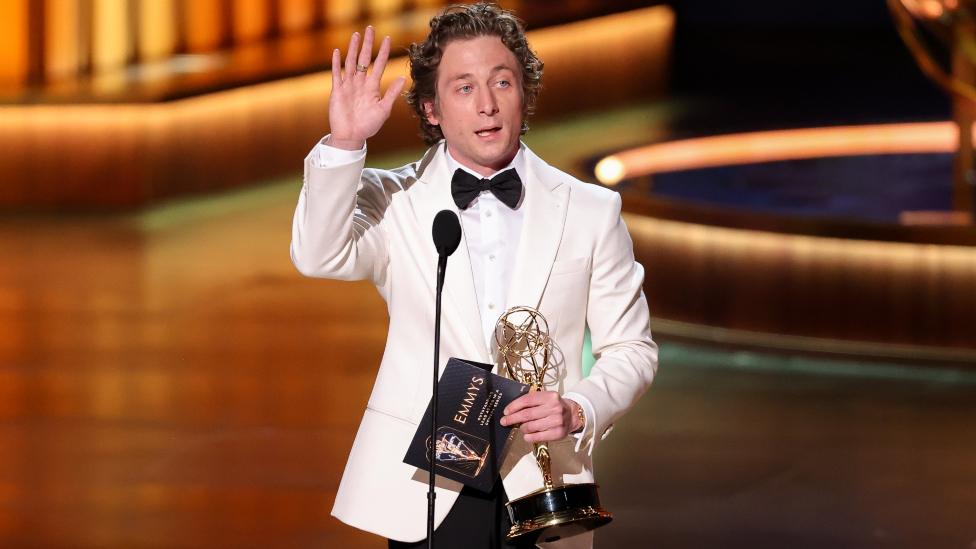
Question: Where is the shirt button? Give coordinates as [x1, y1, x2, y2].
[488, 254, 496, 261]
[488, 303, 495, 310]
[485, 210, 493, 218]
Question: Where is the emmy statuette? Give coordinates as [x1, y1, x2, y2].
[495, 306, 612, 544]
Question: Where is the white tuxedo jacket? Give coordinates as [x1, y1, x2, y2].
[291, 141, 657, 547]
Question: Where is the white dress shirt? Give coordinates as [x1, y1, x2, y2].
[309, 137, 597, 454]
[443, 147, 525, 351]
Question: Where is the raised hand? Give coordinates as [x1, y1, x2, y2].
[328, 26, 407, 151]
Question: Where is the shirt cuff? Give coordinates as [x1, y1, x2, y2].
[563, 391, 596, 456]
[307, 134, 366, 168]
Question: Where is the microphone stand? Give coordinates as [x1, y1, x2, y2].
[427, 209, 459, 549]
[428, 253, 447, 549]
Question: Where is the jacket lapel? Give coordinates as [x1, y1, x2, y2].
[506, 147, 571, 312]
[413, 143, 490, 361]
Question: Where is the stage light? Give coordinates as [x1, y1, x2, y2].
[594, 156, 625, 186]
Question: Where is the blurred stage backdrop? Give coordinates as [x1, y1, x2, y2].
[1, 1, 974, 547]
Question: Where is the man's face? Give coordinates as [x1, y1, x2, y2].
[423, 35, 524, 177]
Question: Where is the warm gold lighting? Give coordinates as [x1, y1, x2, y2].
[234, 0, 272, 44]
[279, 0, 317, 34]
[139, 0, 177, 61]
[184, 0, 225, 52]
[0, 5, 674, 210]
[324, 0, 361, 25]
[92, 0, 131, 71]
[623, 210, 976, 358]
[368, 0, 405, 18]
[597, 122, 960, 180]
[45, 0, 82, 81]
[0, 0, 29, 84]
[900, 0, 946, 18]
[595, 156, 626, 185]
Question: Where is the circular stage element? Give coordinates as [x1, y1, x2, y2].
[597, 123, 976, 362]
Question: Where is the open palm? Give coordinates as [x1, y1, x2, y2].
[328, 26, 406, 150]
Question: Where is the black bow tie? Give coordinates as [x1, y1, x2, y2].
[451, 168, 522, 210]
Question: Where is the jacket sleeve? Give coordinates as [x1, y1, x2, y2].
[567, 192, 658, 452]
[290, 150, 392, 286]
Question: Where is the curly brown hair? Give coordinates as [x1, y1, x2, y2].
[406, 2, 544, 145]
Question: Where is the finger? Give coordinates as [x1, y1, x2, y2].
[524, 428, 566, 444]
[344, 32, 360, 80]
[356, 26, 375, 76]
[502, 406, 548, 426]
[503, 396, 529, 416]
[380, 76, 406, 112]
[331, 48, 342, 88]
[500, 410, 527, 426]
[370, 36, 393, 84]
[503, 392, 545, 415]
[520, 415, 562, 434]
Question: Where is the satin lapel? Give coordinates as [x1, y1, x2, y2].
[506, 149, 570, 312]
[414, 144, 489, 361]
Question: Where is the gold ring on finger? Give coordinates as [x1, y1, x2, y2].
[356, 64, 368, 72]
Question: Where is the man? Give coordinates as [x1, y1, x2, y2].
[290, 3, 657, 548]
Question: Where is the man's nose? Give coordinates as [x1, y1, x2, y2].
[478, 89, 499, 116]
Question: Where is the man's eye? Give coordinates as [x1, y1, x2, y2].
[459, 85, 473, 94]
[497, 80, 511, 88]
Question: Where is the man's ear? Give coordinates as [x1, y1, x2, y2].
[423, 100, 439, 126]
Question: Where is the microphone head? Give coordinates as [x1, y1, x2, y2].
[432, 210, 462, 257]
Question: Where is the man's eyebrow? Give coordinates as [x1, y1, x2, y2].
[446, 66, 517, 81]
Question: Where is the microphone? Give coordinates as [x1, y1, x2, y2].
[432, 210, 461, 257]
[427, 209, 461, 549]
[432, 210, 461, 294]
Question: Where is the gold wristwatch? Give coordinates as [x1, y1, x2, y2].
[572, 402, 586, 433]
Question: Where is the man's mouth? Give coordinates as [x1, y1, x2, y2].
[475, 127, 501, 137]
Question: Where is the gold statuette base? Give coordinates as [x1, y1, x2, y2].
[505, 483, 613, 544]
